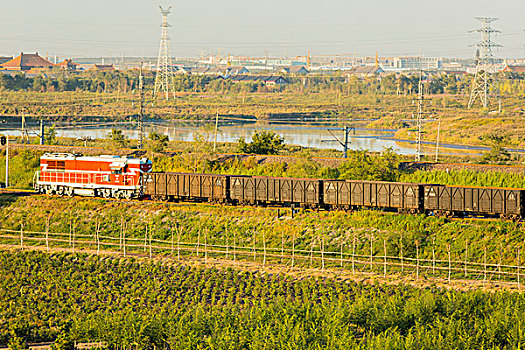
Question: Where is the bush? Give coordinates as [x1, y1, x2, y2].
[237, 130, 284, 155]
[338, 148, 400, 181]
[148, 132, 169, 153]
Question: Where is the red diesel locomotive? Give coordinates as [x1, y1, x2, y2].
[33, 153, 152, 199]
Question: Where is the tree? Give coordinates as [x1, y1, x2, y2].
[107, 129, 128, 150]
[480, 133, 511, 164]
[45, 125, 57, 145]
[237, 130, 285, 155]
[190, 126, 215, 173]
[148, 132, 169, 153]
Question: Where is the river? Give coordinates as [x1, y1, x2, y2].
[0, 118, 504, 156]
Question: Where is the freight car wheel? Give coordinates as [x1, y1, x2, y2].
[433, 210, 444, 218]
[499, 214, 520, 221]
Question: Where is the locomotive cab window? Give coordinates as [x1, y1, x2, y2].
[47, 160, 65, 171]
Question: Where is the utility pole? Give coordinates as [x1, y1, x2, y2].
[154, 6, 175, 100]
[213, 110, 219, 152]
[435, 118, 441, 163]
[5, 136, 8, 188]
[138, 62, 145, 149]
[322, 126, 353, 158]
[343, 126, 349, 158]
[468, 17, 501, 108]
[40, 119, 45, 145]
[21, 114, 29, 144]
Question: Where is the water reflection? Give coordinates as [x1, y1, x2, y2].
[0, 119, 419, 155]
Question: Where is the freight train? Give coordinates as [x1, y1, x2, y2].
[33, 153, 525, 220]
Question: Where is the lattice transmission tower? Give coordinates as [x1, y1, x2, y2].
[154, 5, 175, 100]
[468, 17, 501, 108]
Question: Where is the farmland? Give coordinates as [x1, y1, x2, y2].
[2, 249, 525, 349]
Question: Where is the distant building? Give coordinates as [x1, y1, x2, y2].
[91, 64, 115, 71]
[263, 75, 287, 86]
[393, 57, 442, 70]
[441, 70, 467, 76]
[191, 66, 249, 78]
[56, 59, 79, 71]
[0, 57, 12, 65]
[0, 52, 54, 71]
[348, 65, 385, 78]
[175, 66, 195, 74]
[227, 66, 249, 76]
[502, 65, 525, 73]
[228, 75, 287, 85]
[280, 65, 309, 75]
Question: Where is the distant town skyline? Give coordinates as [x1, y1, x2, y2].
[1, 0, 524, 59]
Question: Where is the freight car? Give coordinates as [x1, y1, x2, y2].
[424, 185, 524, 220]
[142, 172, 229, 203]
[323, 180, 425, 214]
[229, 176, 322, 208]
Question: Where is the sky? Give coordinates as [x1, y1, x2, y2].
[1, 0, 524, 59]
